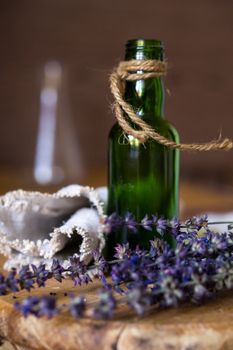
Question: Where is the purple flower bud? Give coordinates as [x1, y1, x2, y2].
[69, 295, 86, 319]
[104, 213, 123, 234]
[185, 215, 208, 230]
[15, 295, 58, 318]
[37, 296, 58, 318]
[51, 259, 65, 283]
[152, 215, 167, 235]
[123, 212, 138, 233]
[127, 287, 152, 315]
[168, 217, 180, 236]
[114, 243, 130, 259]
[6, 269, 19, 293]
[31, 264, 50, 288]
[141, 215, 153, 231]
[18, 265, 35, 291]
[0, 274, 7, 295]
[15, 296, 40, 317]
[93, 290, 117, 319]
[68, 256, 92, 286]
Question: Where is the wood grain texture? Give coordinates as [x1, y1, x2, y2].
[1, 277, 233, 350]
[0, 183, 232, 349]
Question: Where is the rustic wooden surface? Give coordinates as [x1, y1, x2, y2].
[1, 273, 233, 350]
[0, 180, 232, 350]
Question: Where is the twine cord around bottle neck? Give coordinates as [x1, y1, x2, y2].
[109, 59, 233, 151]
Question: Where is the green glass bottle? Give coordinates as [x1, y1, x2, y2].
[106, 39, 180, 257]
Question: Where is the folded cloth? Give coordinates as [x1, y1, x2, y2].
[2, 183, 230, 272]
[0, 185, 107, 271]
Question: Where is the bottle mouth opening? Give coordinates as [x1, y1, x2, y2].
[126, 39, 164, 49]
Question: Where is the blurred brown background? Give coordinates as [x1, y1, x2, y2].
[0, 0, 232, 192]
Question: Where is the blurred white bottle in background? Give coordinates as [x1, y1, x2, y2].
[34, 61, 84, 185]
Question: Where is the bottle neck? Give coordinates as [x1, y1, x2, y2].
[124, 39, 165, 121]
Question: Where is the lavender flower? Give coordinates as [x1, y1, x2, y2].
[15, 296, 41, 317]
[18, 265, 35, 291]
[15, 295, 57, 318]
[149, 238, 166, 256]
[185, 214, 208, 231]
[216, 260, 233, 289]
[104, 212, 212, 237]
[51, 259, 64, 283]
[104, 213, 123, 234]
[92, 250, 109, 287]
[124, 212, 138, 233]
[0, 274, 7, 295]
[69, 295, 86, 319]
[31, 264, 50, 287]
[152, 216, 167, 235]
[114, 243, 131, 259]
[68, 256, 92, 286]
[160, 276, 183, 306]
[127, 287, 152, 315]
[92, 251, 108, 272]
[141, 215, 153, 231]
[5, 269, 19, 293]
[93, 290, 117, 319]
[168, 217, 180, 236]
[37, 296, 58, 318]
[6, 213, 233, 322]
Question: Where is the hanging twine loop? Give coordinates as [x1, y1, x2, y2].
[109, 59, 233, 151]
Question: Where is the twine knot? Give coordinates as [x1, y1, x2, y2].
[110, 59, 233, 151]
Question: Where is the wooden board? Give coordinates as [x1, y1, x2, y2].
[0, 182, 233, 350]
[1, 274, 233, 350]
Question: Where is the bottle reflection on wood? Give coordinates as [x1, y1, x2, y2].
[106, 39, 180, 258]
